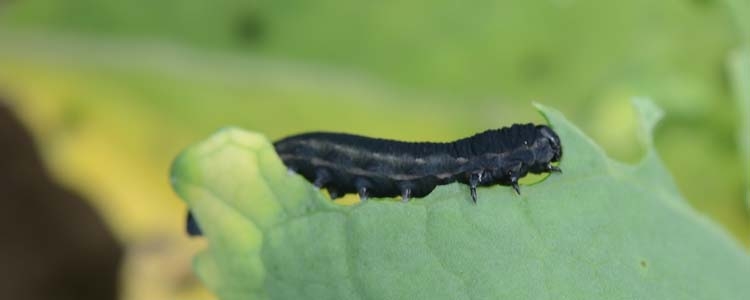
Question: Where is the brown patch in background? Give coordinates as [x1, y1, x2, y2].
[0, 98, 122, 300]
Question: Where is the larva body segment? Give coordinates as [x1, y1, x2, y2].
[274, 123, 562, 203]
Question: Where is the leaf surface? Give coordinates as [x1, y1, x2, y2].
[171, 100, 750, 300]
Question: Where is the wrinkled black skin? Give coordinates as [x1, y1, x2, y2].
[186, 123, 562, 236]
[274, 123, 562, 200]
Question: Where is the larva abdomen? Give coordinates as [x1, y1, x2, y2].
[274, 123, 562, 203]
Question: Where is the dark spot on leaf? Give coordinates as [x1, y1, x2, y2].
[640, 260, 648, 268]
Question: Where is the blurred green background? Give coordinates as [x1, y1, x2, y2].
[1, 0, 748, 299]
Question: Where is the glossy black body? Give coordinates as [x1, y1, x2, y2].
[274, 123, 562, 201]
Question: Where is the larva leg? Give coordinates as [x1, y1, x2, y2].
[469, 172, 482, 203]
[397, 181, 415, 203]
[401, 188, 411, 203]
[327, 187, 342, 200]
[355, 178, 371, 201]
[313, 168, 332, 189]
[511, 179, 521, 195]
[547, 164, 562, 173]
[502, 161, 522, 195]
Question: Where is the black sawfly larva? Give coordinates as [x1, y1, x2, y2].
[186, 123, 562, 236]
[275, 123, 562, 203]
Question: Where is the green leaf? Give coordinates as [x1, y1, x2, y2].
[729, 49, 750, 218]
[171, 100, 750, 300]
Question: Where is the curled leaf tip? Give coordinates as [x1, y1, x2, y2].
[631, 97, 664, 148]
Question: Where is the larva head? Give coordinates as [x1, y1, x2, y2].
[536, 125, 562, 162]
